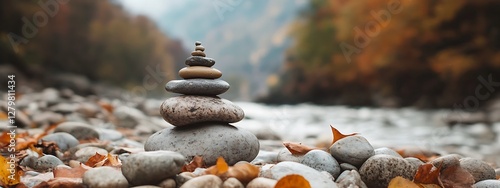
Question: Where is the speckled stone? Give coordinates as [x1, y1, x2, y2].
[330, 135, 375, 167]
[179, 66, 221, 79]
[121, 151, 186, 186]
[359, 154, 416, 188]
[263, 161, 337, 188]
[180, 175, 222, 188]
[405, 157, 424, 170]
[165, 79, 229, 96]
[35, 155, 64, 171]
[336, 170, 368, 188]
[160, 95, 244, 126]
[41, 132, 79, 151]
[430, 154, 462, 171]
[54, 122, 99, 140]
[300, 150, 341, 178]
[473, 180, 500, 188]
[185, 56, 216, 67]
[83, 166, 129, 188]
[460, 158, 496, 182]
[144, 123, 259, 166]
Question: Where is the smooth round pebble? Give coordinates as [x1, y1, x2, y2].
[222, 178, 244, 188]
[165, 79, 229, 96]
[180, 175, 222, 188]
[41, 132, 79, 151]
[251, 150, 279, 165]
[430, 154, 462, 171]
[159, 179, 176, 188]
[176, 172, 195, 186]
[95, 128, 124, 141]
[460, 157, 496, 182]
[374, 147, 402, 158]
[195, 46, 205, 51]
[330, 135, 375, 167]
[74, 147, 108, 163]
[145, 123, 259, 165]
[179, 66, 220, 79]
[160, 95, 244, 126]
[246, 177, 277, 188]
[340, 163, 358, 171]
[185, 56, 216, 67]
[190, 51, 206, 57]
[359, 154, 416, 188]
[83, 166, 128, 188]
[300, 150, 341, 178]
[35, 155, 64, 171]
[121, 151, 185, 186]
[277, 148, 304, 163]
[473, 180, 500, 188]
[54, 122, 99, 140]
[264, 161, 337, 188]
[336, 170, 368, 188]
[405, 157, 424, 170]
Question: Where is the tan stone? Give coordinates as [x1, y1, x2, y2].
[191, 51, 206, 57]
[179, 66, 222, 79]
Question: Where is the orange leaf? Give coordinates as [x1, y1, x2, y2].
[182, 156, 204, 172]
[84, 152, 107, 167]
[330, 125, 358, 144]
[226, 162, 259, 184]
[283, 142, 316, 155]
[413, 163, 441, 185]
[33, 177, 84, 188]
[395, 147, 440, 162]
[102, 153, 121, 167]
[0, 155, 21, 186]
[439, 164, 474, 187]
[205, 157, 229, 175]
[388, 176, 421, 188]
[274, 174, 311, 188]
[53, 163, 91, 178]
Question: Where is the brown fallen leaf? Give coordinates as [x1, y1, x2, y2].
[182, 156, 204, 172]
[102, 153, 121, 167]
[274, 174, 311, 188]
[395, 146, 440, 162]
[33, 177, 84, 188]
[85, 152, 107, 167]
[439, 164, 475, 188]
[0, 155, 21, 187]
[205, 157, 259, 184]
[283, 142, 316, 155]
[413, 163, 442, 185]
[388, 176, 421, 188]
[84, 153, 121, 167]
[330, 125, 358, 144]
[53, 163, 92, 178]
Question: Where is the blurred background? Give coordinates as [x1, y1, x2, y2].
[1, 0, 500, 165]
[2, 0, 500, 108]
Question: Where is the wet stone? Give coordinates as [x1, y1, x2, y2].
[165, 79, 229, 96]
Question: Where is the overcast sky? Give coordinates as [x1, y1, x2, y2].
[117, 0, 183, 20]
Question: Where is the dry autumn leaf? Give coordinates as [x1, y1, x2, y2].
[330, 125, 358, 144]
[395, 147, 440, 162]
[439, 164, 474, 187]
[413, 163, 441, 185]
[182, 156, 204, 172]
[0, 155, 21, 186]
[84, 153, 121, 167]
[274, 174, 311, 188]
[205, 157, 259, 184]
[33, 177, 84, 188]
[53, 163, 91, 178]
[388, 176, 421, 188]
[282, 142, 316, 155]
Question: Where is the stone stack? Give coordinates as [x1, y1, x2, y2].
[144, 42, 260, 165]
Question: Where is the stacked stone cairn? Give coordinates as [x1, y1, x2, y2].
[144, 42, 260, 165]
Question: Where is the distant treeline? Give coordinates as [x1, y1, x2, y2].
[0, 0, 187, 94]
[262, 0, 500, 108]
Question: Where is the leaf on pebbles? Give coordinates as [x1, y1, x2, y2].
[439, 164, 474, 187]
[84, 153, 121, 167]
[283, 142, 316, 155]
[275, 174, 311, 188]
[205, 157, 259, 184]
[413, 163, 441, 185]
[33, 177, 84, 188]
[182, 156, 204, 172]
[388, 176, 421, 188]
[330, 125, 358, 144]
[0, 155, 21, 186]
[53, 163, 91, 178]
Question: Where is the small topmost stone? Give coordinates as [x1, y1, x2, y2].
[192, 41, 206, 57]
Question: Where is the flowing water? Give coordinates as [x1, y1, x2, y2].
[234, 102, 500, 166]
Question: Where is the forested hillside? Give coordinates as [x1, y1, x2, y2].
[263, 0, 500, 107]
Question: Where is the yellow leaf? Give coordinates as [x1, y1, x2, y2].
[388, 176, 421, 188]
[102, 153, 121, 167]
[226, 162, 259, 184]
[330, 125, 358, 144]
[205, 156, 229, 175]
[84, 152, 106, 167]
[0, 155, 21, 186]
[283, 142, 316, 155]
[275, 174, 311, 188]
